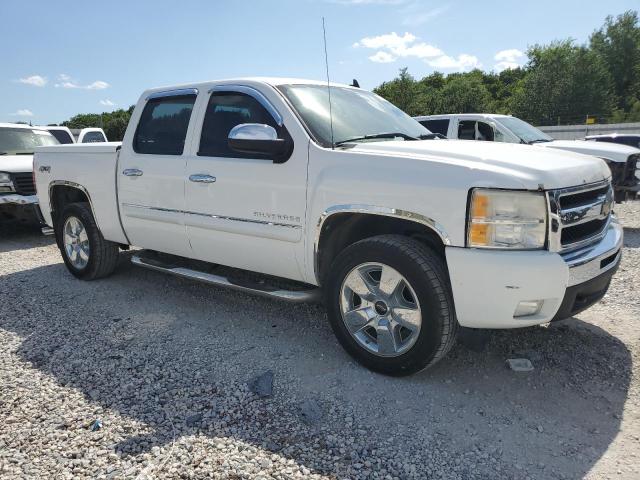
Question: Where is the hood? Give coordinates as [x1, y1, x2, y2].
[349, 139, 611, 190]
[0, 154, 33, 173]
[540, 140, 639, 163]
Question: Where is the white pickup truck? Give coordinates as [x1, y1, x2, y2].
[415, 113, 640, 202]
[34, 78, 622, 375]
[1, 123, 58, 223]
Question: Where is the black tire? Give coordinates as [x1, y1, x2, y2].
[325, 235, 458, 376]
[55, 202, 119, 280]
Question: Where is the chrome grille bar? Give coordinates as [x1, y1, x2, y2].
[547, 180, 613, 253]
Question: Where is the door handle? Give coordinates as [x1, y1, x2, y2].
[189, 174, 216, 183]
[122, 168, 143, 177]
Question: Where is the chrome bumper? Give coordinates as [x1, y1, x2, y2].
[0, 194, 38, 205]
[562, 219, 623, 287]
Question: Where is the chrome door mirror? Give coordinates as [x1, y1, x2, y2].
[228, 123, 289, 160]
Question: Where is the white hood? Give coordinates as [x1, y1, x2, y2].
[540, 140, 639, 163]
[350, 139, 611, 190]
[0, 154, 33, 173]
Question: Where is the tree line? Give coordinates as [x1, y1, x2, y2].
[374, 10, 640, 126]
[55, 11, 639, 140]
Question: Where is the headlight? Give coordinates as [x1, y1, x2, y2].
[0, 172, 11, 183]
[467, 189, 547, 249]
[0, 172, 13, 193]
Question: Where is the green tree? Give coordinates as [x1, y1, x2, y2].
[511, 41, 614, 125]
[590, 10, 640, 111]
[373, 68, 420, 115]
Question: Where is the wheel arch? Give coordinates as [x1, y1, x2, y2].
[48, 181, 99, 229]
[314, 205, 450, 285]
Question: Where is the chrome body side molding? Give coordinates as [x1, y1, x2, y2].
[132, 253, 320, 303]
[313, 204, 451, 283]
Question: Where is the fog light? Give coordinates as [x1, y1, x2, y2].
[514, 300, 544, 317]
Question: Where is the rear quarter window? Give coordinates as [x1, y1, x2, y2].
[49, 130, 74, 144]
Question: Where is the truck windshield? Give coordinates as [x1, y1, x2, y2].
[0, 127, 59, 155]
[278, 84, 431, 148]
[496, 117, 553, 144]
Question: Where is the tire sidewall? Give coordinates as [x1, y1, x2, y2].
[326, 239, 450, 375]
[56, 204, 98, 279]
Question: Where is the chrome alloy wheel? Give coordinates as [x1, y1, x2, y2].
[63, 216, 90, 269]
[339, 262, 422, 357]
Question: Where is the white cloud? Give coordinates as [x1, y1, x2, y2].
[10, 109, 34, 117]
[355, 31, 478, 71]
[493, 49, 525, 71]
[328, 0, 406, 4]
[100, 99, 115, 106]
[18, 75, 47, 87]
[428, 54, 481, 71]
[369, 51, 396, 63]
[401, 5, 449, 27]
[355, 32, 442, 59]
[55, 78, 110, 90]
[87, 80, 110, 90]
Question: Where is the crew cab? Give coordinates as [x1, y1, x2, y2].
[1, 123, 58, 223]
[416, 114, 640, 202]
[34, 79, 622, 375]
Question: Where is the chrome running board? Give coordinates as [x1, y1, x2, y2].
[131, 252, 320, 303]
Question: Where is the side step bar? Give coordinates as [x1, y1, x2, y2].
[131, 253, 321, 303]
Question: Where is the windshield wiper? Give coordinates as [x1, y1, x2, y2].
[419, 133, 446, 140]
[334, 132, 418, 147]
[0, 152, 7, 155]
[528, 139, 552, 144]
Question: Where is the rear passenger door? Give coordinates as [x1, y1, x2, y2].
[117, 89, 198, 256]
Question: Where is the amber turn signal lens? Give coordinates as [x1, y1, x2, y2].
[469, 223, 489, 245]
[471, 193, 489, 218]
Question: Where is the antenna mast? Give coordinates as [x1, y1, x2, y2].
[322, 17, 335, 149]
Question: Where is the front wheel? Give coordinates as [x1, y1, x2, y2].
[56, 202, 119, 280]
[325, 235, 458, 376]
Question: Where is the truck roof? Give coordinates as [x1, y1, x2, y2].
[414, 113, 514, 121]
[0, 122, 50, 130]
[140, 77, 356, 97]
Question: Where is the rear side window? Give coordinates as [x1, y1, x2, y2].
[421, 119, 449, 136]
[82, 131, 106, 143]
[198, 92, 280, 158]
[49, 130, 74, 144]
[133, 95, 196, 155]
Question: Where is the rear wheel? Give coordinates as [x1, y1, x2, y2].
[325, 235, 458, 376]
[56, 203, 119, 280]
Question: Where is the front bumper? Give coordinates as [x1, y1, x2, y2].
[0, 194, 38, 205]
[445, 220, 623, 329]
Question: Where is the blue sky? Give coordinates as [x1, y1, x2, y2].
[3, 0, 638, 125]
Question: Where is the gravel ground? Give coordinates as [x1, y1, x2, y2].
[1, 202, 639, 480]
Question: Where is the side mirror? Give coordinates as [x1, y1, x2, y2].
[228, 123, 289, 160]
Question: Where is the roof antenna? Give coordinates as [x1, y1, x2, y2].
[351, 79, 360, 88]
[322, 17, 335, 150]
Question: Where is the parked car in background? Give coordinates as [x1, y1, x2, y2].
[41, 126, 75, 144]
[73, 128, 108, 143]
[416, 114, 640, 202]
[585, 133, 640, 149]
[1, 123, 58, 223]
[34, 78, 621, 375]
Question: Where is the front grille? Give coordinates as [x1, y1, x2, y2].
[548, 181, 613, 252]
[10, 172, 36, 195]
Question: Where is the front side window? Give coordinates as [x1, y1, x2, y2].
[0, 128, 58, 154]
[133, 95, 196, 155]
[49, 129, 74, 144]
[198, 92, 282, 158]
[82, 131, 106, 143]
[421, 119, 449, 136]
[277, 84, 430, 147]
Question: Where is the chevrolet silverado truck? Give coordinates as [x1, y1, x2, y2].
[1, 123, 58, 223]
[415, 113, 640, 202]
[34, 79, 622, 375]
